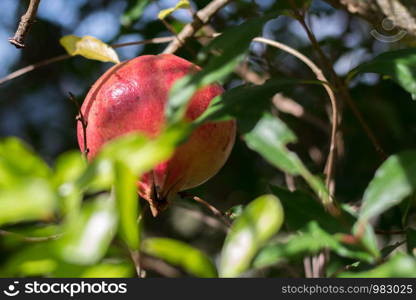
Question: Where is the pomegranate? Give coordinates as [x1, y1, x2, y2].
[78, 54, 236, 215]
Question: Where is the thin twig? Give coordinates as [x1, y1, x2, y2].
[252, 37, 338, 193]
[163, 0, 232, 54]
[303, 257, 313, 278]
[9, 0, 42, 48]
[0, 37, 176, 86]
[375, 229, 406, 235]
[178, 192, 231, 227]
[192, 196, 232, 227]
[0, 229, 60, 242]
[129, 249, 145, 278]
[175, 204, 228, 233]
[0, 54, 69, 85]
[141, 254, 182, 277]
[68, 92, 88, 159]
[112, 36, 174, 49]
[292, 5, 387, 161]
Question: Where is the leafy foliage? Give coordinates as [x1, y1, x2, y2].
[1, 0, 416, 279]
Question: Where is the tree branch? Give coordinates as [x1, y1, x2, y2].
[324, 0, 416, 37]
[0, 37, 175, 86]
[163, 0, 232, 54]
[9, 0, 42, 48]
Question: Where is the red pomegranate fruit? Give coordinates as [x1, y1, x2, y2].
[77, 54, 236, 216]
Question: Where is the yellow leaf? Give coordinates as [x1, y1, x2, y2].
[60, 35, 120, 64]
[158, 0, 190, 20]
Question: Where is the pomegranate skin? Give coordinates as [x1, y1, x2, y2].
[78, 54, 236, 215]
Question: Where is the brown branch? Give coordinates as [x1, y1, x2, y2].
[252, 37, 338, 196]
[324, 0, 416, 37]
[141, 254, 182, 277]
[293, 8, 387, 162]
[178, 192, 231, 227]
[375, 228, 406, 235]
[0, 54, 69, 86]
[175, 204, 228, 233]
[68, 92, 88, 159]
[0, 36, 176, 86]
[112, 36, 175, 49]
[192, 196, 232, 227]
[163, 0, 232, 54]
[129, 249, 145, 278]
[9, 0, 42, 48]
[273, 94, 329, 134]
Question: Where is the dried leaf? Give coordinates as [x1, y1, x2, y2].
[60, 35, 120, 64]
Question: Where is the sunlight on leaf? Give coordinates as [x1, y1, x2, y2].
[0, 137, 51, 186]
[142, 238, 217, 278]
[114, 160, 140, 250]
[349, 48, 416, 99]
[359, 151, 416, 222]
[60, 35, 120, 64]
[55, 194, 118, 265]
[253, 221, 374, 270]
[0, 179, 56, 227]
[220, 194, 284, 277]
[166, 14, 277, 124]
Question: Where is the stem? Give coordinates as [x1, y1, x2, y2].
[129, 249, 145, 278]
[293, 5, 387, 161]
[193, 196, 232, 227]
[179, 192, 231, 228]
[253, 37, 338, 195]
[68, 92, 88, 160]
[163, 0, 232, 54]
[9, 0, 42, 48]
[0, 37, 176, 86]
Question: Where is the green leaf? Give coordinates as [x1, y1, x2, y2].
[53, 261, 133, 278]
[349, 48, 416, 99]
[271, 186, 381, 260]
[121, 0, 150, 26]
[53, 151, 86, 188]
[194, 79, 302, 133]
[1, 243, 133, 278]
[253, 221, 374, 269]
[166, 14, 277, 124]
[339, 253, 416, 277]
[359, 151, 416, 222]
[53, 151, 86, 218]
[55, 194, 117, 265]
[270, 185, 341, 232]
[352, 221, 381, 259]
[76, 126, 187, 192]
[244, 113, 299, 173]
[244, 113, 330, 206]
[60, 35, 120, 64]
[219, 194, 284, 277]
[97, 125, 187, 176]
[114, 160, 140, 250]
[158, 0, 190, 20]
[0, 137, 51, 186]
[142, 238, 217, 278]
[0, 178, 56, 227]
[0, 243, 56, 277]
